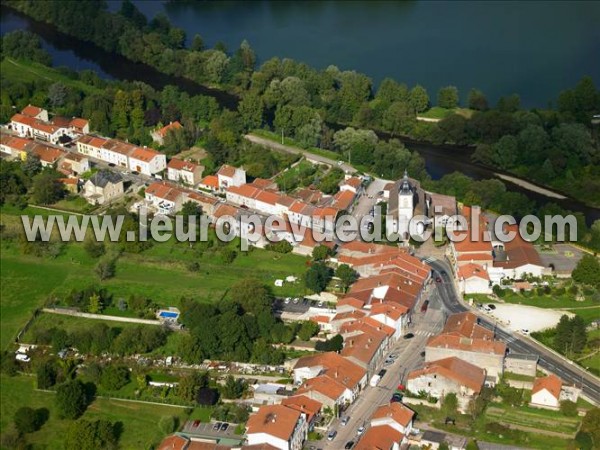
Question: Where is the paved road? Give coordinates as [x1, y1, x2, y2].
[319, 286, 447, 449]
[245, 133, 356, 174]
[428, 258, 600, 406]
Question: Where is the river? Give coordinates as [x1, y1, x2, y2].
[1, 5, 598, 224]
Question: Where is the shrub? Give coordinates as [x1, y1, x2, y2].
[560, 400, 578, 417]
[158, 415, 179, 434]
[14, 407, 48, 433]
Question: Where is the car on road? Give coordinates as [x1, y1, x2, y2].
[403, 333, 414, 339]
[421, 300, 429, 312]
[521, 329, 530, 335]
[344, 441, 355, 449]
[420, 351, 426, 357]
[487, 304, 496, 310]
[387, 353, 397, 360]
[108, 163, 116, 167]
[377, 190, 384, 196]
[341, 416, 350, 426]
[384, 358, 394, 365]
[213, 422, 222, 431]
[378, 369, 387, 377]
[327, 430, 337, 441]
[357, 426, 365, 435]
[391, 393, 403, 403]
[220, 423, 229, 431]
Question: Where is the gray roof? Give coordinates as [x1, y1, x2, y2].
[422, 430, 446, 443]
[88, 170, 122, 188]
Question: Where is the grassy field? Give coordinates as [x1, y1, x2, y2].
[0, 375, 197, 450]
[418, 106, 475, 120]
[1, 58, 102, 94]
[486, 404, 580, 436]
[1, 207, 309, 351]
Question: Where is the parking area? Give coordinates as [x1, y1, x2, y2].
[536, 243, 586, 275]
[181, 420, 239, 440]
[274, 297, 332, 314]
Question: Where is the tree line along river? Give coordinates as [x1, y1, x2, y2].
[1, 4, 599, 224]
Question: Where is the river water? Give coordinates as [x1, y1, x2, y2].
[1, 4, 598, 223]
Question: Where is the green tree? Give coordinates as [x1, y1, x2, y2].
[31, 172, 65, 205]
[497, 94, 521, 112]
[55, 379, 89, 419]
[22, 154, 42, 177]
[572, 255, 600, 288]
[177, 372, 208, 402]
[64, 419, 119, 450]
[312, 244, 332, 261]
[14, 406, 47, 434]
[382, 101, 415, 136]
[336, 264, 358, 292]
[238, 91, 264, 129]
[437, 86, 459, 109]
[222, 374, 246, 399]
[581, 408, 600, 448]
[37, 360, 57, 389]
[100, 365, 129, 391]
[315, 334, 343, 352]
[83, 235, 105, 258]
[305, 262, 332, 293]
[229, 278, 271, 314]
[442, 392, 458, 416]
[158, 415, 179, 434]
[191, 34, 204, 51]
[47, 82, 68, 108]
[409, 84, 429, 113]
[468, 89, 488, 111]
[88, 293, 103, 314]
[560, 400, 578, 417]
[465, 440, 480, 450]
[95, 258, 116, 281]
[298, 320, 320, 341]
[491, 135, 519, 170]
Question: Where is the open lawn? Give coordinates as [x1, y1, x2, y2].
[418, 106, 475, 120]
[1, 58, 101, 94]
[0, 375, 193, 450]
[1, 208, 309, 350]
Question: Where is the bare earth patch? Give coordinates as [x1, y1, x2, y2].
[487, 303, 575, 331]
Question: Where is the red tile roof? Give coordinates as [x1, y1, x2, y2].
[294, 352, 366, 390]
[168, 158, 199, 171]
[295, 374, 346, 401]
[407, 356, 486, 393]
[458, 263, 490, 281]
[200, 175, 219, 189]
[130, 147, 161, 162]
[155, 121, 183, 138]
[532, 374, 562, 399]
[371, 402, 415, 427]
[217, 164, 237, 177]
[426, 334, 506, 355]
[443, 312, 494, 340]
[246, 404, 302, 441]
[21, 105, 44, 117]
[281, 395, 322, 422]
[355, 425, 402, 450]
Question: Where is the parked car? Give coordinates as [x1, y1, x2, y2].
[337, 160, 344, 166]
[435, 277, 442, 283]
[384, 358, 394, 365]
[357, 426, 365, 436]
[327, 430, 337, 441]
[421, 300, 429, 312]
[391, 393, 403, 403]
[108, 163, 116, 167]
[521, 329, 530, 335]
[403, 333, 414, 339]
[213, 422, 222, 431]
[341, 416, 350, 426]
[488, 304, 496, 310]
[192, 420, 200, 427]
[284, 297, 291, 304]
[378, 369, 387, 377]
[220, 423, 229, 431]
[318, 301, 324, 307]
[344, 441, 355, 449]
[293, 298, 299, 304]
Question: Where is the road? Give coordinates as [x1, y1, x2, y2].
[318, 284, 447, 449]
[428, 258, 600, 406]
[245, 133, 356, 174]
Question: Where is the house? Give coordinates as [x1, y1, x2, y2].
[58, 178, 79, 194]
[145, 181, 186, 215]
[340, 321, 390, 377]
[28, 142, 67, 167]
[492, 224, 548, 283]
[217, 164, 246, 191]
[167, 158, 203, 186]
[368, 303, 409, 339]
[427, 192, 458, 229]
[83, 171, 124, 205]
[280, 395, 322, 429]
[530, 374, 562, 409]
[294, 375, 348, 409]
[355, 425, 402, 450]
[246, 404, 308, 450]
[59, 152, 90, 177]
[128, 147, 167, 176]
[458, 263, 491, 294]
[339, 176, 362, 194]
[293, 352, 367, 403]
[199, 175, 219, 192]
[151, 121, 183, 145]
[406, 357, 486, 411]
[0, 134, 31, 158]
[10, 105, 88, 144]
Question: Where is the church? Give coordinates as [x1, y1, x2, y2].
[386, 170, 428, 241]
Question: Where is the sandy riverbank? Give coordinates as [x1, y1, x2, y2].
[495, 173, 567, 199]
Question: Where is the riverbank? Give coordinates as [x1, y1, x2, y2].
[495, 173, 567, 200]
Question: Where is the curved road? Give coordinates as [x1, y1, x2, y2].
[428, 259, 600, 406]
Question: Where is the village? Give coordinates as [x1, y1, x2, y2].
[1, 105, 599, 450]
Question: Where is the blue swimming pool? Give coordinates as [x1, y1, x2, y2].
[159, 311, 179, 318]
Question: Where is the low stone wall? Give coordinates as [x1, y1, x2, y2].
[402, 396, 440, 409]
